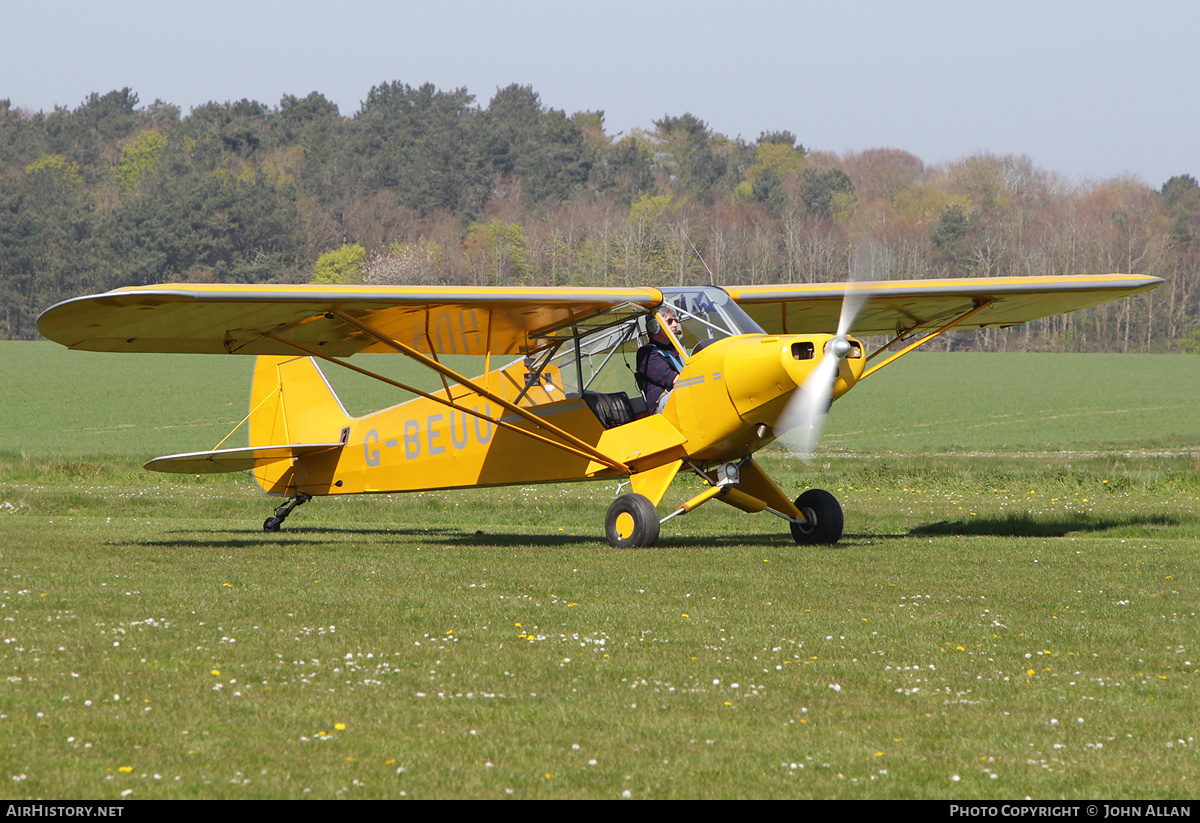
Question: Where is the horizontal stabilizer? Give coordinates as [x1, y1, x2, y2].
[144, 443, 344, 474]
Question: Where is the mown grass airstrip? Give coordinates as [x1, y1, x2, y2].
[2, 342, 1199, 799]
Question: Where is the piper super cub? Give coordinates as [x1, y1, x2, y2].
[37, 274, 1161, 547]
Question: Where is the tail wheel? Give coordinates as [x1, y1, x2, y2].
[790, 488, 843, 545]
[605, 493, 661, 548]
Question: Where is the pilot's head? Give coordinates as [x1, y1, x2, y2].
[652, 306, 680, 343]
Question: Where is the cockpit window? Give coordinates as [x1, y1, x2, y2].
[659, 286, 765, 355]
[526, 286, 762, 403]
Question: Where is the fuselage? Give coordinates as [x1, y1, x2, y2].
[249, 332, 865, 498]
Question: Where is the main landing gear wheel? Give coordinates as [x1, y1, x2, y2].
[605, 493, 661, 548]
[790, 488, 843, 545]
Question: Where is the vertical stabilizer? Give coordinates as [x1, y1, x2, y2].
[249, 355, 350, 446]
[248, 355, 350, 493]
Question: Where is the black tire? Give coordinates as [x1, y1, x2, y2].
[605, 493, 661, 548]
[263, 517, 282, 533]
[790, 488, 843, 545]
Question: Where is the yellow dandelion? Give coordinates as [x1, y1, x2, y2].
[335, 723, 346, 731]
[118, 766, 133, 773]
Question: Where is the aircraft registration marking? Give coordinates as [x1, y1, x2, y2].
[364, 404, 495, 466]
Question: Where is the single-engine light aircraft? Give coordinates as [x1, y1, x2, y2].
[37, 274, 1161, 547]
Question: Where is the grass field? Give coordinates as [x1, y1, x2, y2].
[2, 342, 1198, 799]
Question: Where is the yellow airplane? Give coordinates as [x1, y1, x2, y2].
[37, 274, 1161, 547]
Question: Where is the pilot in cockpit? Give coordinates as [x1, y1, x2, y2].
[635, 307, 685, 414]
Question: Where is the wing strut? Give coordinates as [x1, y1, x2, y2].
[327, 310, 630, 471]
[262, 328, 632, 475]
[860, 300, 994, 380]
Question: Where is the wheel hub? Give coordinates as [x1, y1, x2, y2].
[615, 511, 636, 540]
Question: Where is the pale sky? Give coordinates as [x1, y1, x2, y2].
[5, 0, 1195, 187]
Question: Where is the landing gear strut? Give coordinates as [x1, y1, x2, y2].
[263, 493, 311, 532]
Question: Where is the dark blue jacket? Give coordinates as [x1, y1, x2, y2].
[636, 339, 684, 411]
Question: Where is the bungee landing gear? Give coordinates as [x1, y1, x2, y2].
[263, 493, 311, 532]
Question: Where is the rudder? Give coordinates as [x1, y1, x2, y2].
[248, 355, 350, 493]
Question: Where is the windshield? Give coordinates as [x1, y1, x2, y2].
[659, 286, 764, 355]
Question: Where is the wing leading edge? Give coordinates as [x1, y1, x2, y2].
[725, 274, 1163, 337]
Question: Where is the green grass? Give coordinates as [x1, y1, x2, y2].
[2, 343, 1199, 798]
[827, 351, 1200, 453]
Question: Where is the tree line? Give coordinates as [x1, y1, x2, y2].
[2, 83, 1197, 351]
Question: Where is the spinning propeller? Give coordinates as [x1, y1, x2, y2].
[777, 288, 867, 460]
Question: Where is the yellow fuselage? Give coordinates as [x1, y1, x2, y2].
[248, 333, 864, 499]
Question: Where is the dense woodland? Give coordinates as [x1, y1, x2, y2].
[2, 84, 1198, 351]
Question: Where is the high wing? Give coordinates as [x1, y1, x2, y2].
[37, 284, 664, 357]
[38, 275, 1163, 357]
[725, 274, 1163, 337]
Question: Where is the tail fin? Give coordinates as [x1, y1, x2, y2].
[246, 355, 351, 494]
[249, 355, 351, 448]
